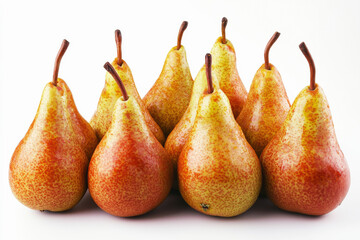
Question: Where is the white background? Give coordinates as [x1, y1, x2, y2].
[1, 0, 360, 239]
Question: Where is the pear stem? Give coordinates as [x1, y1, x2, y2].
[115, 29, 123, 66]
[177, 21, 188, 50]
[104, 62, 129, 101]
[221, 17, 228, 44]
[299, 42, 316, 90]
[264, 32, 280, 70]
[52, 39, 69, 86]
[205, 53, 214, 94]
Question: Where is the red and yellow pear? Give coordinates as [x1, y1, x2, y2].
[88, 62, 173, 217]
[90, 30, 165, 144]
[237, 32, 290, 157]
[9, 40, 89, 211]
[57, 79, 98, 159]
[210, 17, 247, 118]
[260, 42, 351, 215]
[165, 64, 219, 188]
[143, 21, 193, 136]
[178, 54, 261, 217]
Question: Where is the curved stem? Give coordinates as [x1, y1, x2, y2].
[115, 29, 123, 66]
[264, 32, 280, 70]
[52, 39, 69, 86]
[104, 62, 129, 100]
[205, 53, 214, 94]
[177, 21, 188, 50]
[221, 17, 228, 44]
[299, 42, 316, 90]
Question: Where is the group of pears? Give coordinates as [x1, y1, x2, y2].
[9, 18, 350, 218]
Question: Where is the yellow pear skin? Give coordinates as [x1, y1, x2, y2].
[211, 36, 247, 118]
[165, 66, 219, 188]
[178, 88, 261, 217]
[9, 83, 88, 211]
[90, 59, 165, 144]
[144, 21, 193, 137]
[237, 63, 290, 157]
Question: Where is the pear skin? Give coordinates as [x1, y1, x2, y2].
[57, 79, 98, 159]
[88, 96, 173, 217]
[260, 43, 350, 215]
[237, 63, 290, 157]
[90, 59, 165, 144]
[178, 88, 261, 217]
[210, 20, 247, 118]
[165, 66, 219, 188]
[9, 83, 88, 211]
[144, 45, 193, 136]
[144, 21, 193, 136]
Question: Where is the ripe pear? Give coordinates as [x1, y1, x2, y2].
[237, 32, 290, 157]
[144, 21, 193, 136]
[9, 40, 88, 211]
[260, 42, 350, 215]
[165, 64, 219, 188]
[178, 54, 261, 217]
[57, 79, 98, 159]
[90, 30, 165, 144]
[210, 17, 247, 118]
[88, 63, 173, 217]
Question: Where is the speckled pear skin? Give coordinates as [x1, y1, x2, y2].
[260, 84, 350, 215]
[143, 46, 193, 136]
[90, 59, 165, 144]
[57, 79, 98, 159]
[9, 83, 88, 211]
[88, 96, 173, 217]
[178, 89, 262, 217]
[165, 66, 219, 188]
[210, 37, 247, 118]
[236, 64, 290, 157]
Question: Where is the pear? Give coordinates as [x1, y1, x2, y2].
[165, 64, 219, 188]
[237, 32, 290, 157]
[9, 40, 88, 211]
[210, 17, 247, 118]
[143, 21, 193, 136]
[88, 63, 173, 217]
[90, 30, 165, 144]
[57, 79, 98, 159]
[178, 54, 261, 217]
[260, 42, 350, 215]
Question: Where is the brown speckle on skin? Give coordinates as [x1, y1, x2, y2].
[200, 203, 210, 211]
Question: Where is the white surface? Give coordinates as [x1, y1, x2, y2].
[1, 0, 360, 239]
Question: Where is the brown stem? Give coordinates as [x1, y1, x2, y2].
[299, 42, 316, 90]
[264, 32, 280, 70]
[177, 21, 188, 50]
[221, 17, 228, 44]
[104, 62, 129, 100]
[115, 29, 123, 66]
[205, 53, 214, 94]
[52, 39, 69, 86]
